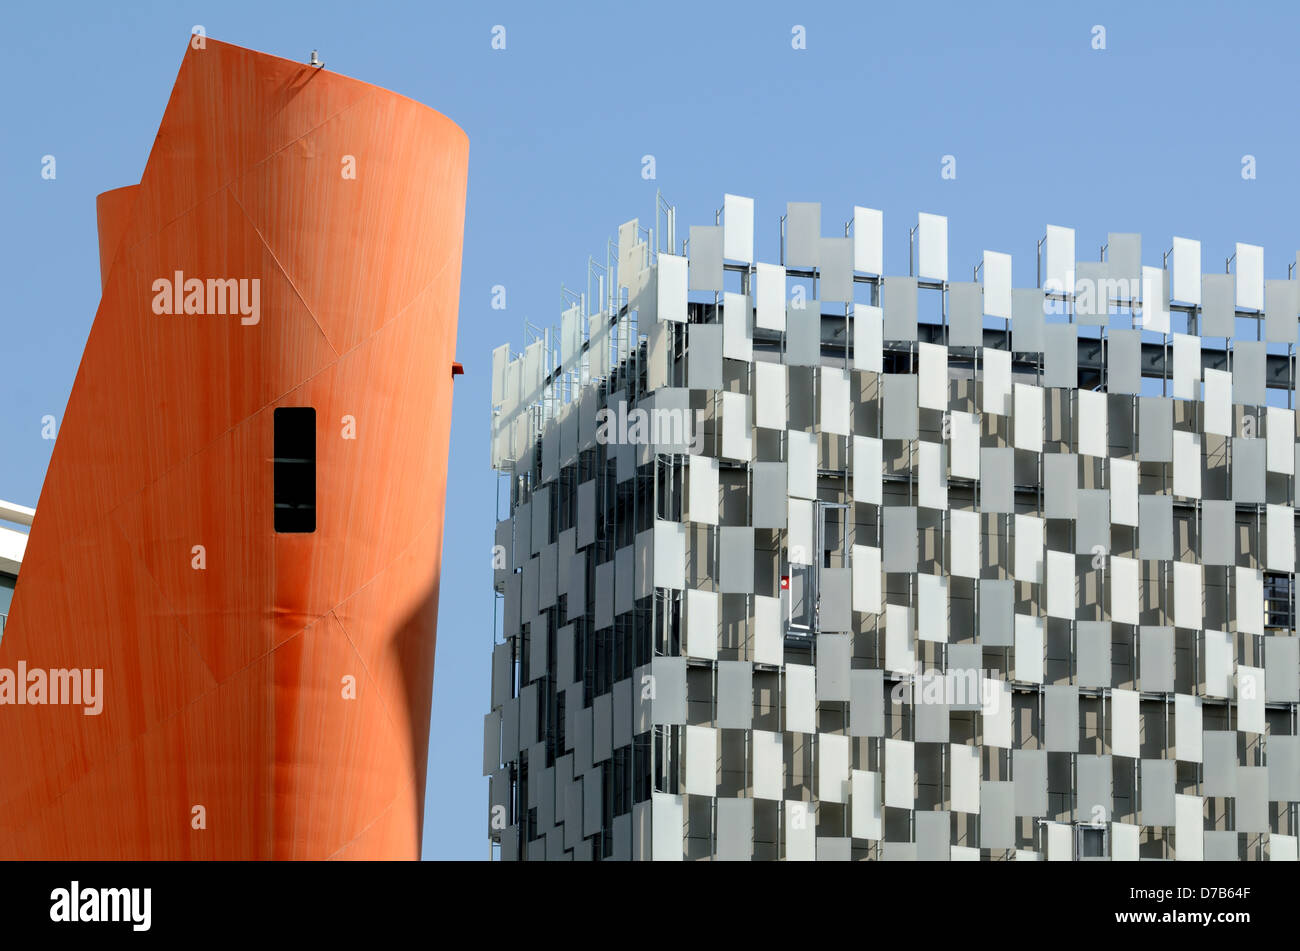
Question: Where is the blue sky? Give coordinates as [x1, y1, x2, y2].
[1, 1, 1298, 859]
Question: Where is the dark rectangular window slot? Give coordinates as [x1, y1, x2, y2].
[274, 407, 316, 533]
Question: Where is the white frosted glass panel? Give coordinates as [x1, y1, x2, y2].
[917, 573, 949, 642]
[883, 507, 917, 572]
[1174, 561, 1203, 629]
[1013, 514, 1045, 584]
[1203, 369, 1232, 435]
[1014, 383, 1043, 452]
[716, 798, 753, 861]
[1013, 287, 1045, 353]
[851, 770, 882, 840]
[1045, 685, 1079, 752]
[983, 347, 1012, 416]
[1204, 629, 1233, 698]
[882, 374, 919, 440]
[1232, 345, 1263, 405]
[917, 212, 948, 281]
[1110, 556, 1140, 625]
[787, 430, 818, 500]
[1173, 431, 1202, 500]
[717, 661, 752, 730]
[1077, 621, 1111, 688]
[1201, 273, 1235, 337]
[984, 250, 1012, 319]
[980, 448, 1013, 513]
[983, 678, 1012, 748]
[785, 303, 820, 366]
[1112, 232, 1144, 285]
[685, 588, 718, 660]
[884, 739, 915, 810]
[689, 226, 724, 292]
[1237, 665, 1265, 734]
[1175, 694, 1203, 763]
[785, 202, 821, 268]
[1237, 566, 1264, 635]
[918, 441, 947, 510]
[853, 435, 882, 505]
[1044, 459, 1083, 520]
[1044, 321, 1078, 385]
[1046, 821, 1073, 861]
[1175, 795, 1204, 862]
[755, 262, 786, 331]
[785, 664, 816, 733]
[688, 455, 719, 526]
[650, 657, 691, 722]
[852, 545, 882, 614]
[1172, 236, 1201, 304]
[1109, 458, 1138, 526]
[1015, 614, 1044, 683]
[722, 292, 752, 362]
[685, 725, 717, 796]
[654, 520, 686, 590]
[950, 509, 980, 579]
[849, 669, 885, 737]
[854, 207, 883, 274]
[1141, 626, 1175, 693]
[1271, 835, 1299, 862]
[651, 793, 684, 861]
[854, 304, 883, 372]
[723, 193, 754, 263]
[1138, 495, 1173, 561]
[820, 367, 850, 435]
[1267, 407, 1295, 474]
[1267, 503, 1295, 572]
[1112, 822, 1140, 861]
[1111, 688, 1140, 759]
[950, 743, 981, 813]
[1044, 224, 1075, 296]
[657, 253, 688, 323]
[885, 603, 915, 674]
[1076, 490, 1110, 555]
[1078, 389, 1108, 458]
[1141, 265, 1169, 334]
[752, 730, 783, 801]
[1236, 242, 1263, 311]
[1139, 397, 1173, 462]
[1266, 279, 1298, 343]
[1172, 333, 1201, 400]
[819, 237, 854, 303]
[784, 803, 815, 861]
[816, 634, 850, 700]
[720, 392, 752, 461]
[755, 361, 786, 431]
[753, 596, 783, 666]
[918, 342, 948, 411]
[882, 276, 917, 341]
[948, 281, 982, 348]
[950, 411, 980, 479]
[818, 734, 850, 803]
[1046, 550, 1075, 619]
[788, 498, 814, 566]
[490, 343, 509, 405]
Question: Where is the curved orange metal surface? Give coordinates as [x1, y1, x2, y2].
[0, 38, 467, 859]
[95, 184, 139, 290]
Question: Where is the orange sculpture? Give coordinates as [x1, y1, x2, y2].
[0, 37, 467, 858]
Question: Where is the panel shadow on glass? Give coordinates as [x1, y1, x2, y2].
[274, 406, 317, 533]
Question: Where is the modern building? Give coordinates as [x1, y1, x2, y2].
[0, 500, 31, 641]
[0, 37, 467, 859]
[485, 198, 1300, 860]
